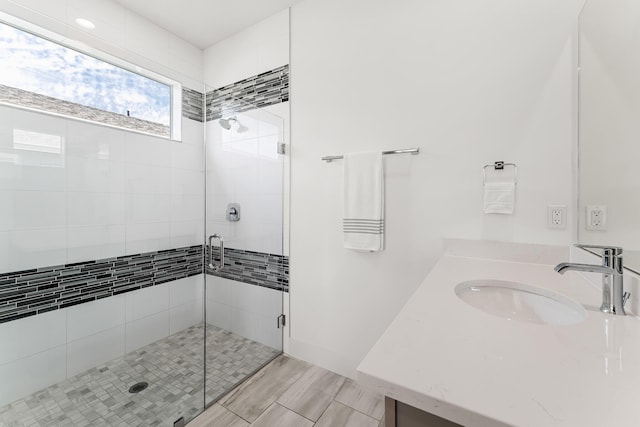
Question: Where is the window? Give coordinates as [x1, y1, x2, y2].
[0, 18, 181, 139]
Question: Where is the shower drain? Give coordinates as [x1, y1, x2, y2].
[128, 382, 149, 393]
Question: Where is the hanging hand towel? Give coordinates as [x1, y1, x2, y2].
[483, 182, 515, 214]
[343, 151, 384, 251]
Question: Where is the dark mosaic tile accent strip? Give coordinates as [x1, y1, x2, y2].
[206, 247, 289, 292]
[182, 87, 204, 122]
[0, 246, 203, 324]
[0, 84, 171, 138]
[206, 64, 289, 121]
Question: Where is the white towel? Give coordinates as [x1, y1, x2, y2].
[483, 182, 515, 214]
[343, 152, 384, 251]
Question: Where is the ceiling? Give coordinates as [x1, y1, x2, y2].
[113, 0, 299, 49]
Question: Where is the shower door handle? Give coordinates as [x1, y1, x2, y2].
[208, 234, 224, 272]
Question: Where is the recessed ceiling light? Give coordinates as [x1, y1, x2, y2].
[75, 18, 95, 30]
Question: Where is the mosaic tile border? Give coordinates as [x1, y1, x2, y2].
[182, 87, 204, 122]
[0, 246, 203, 324]
[0, 243, 289, 324]
[206, 64, 289, 121]
[207, 247, 289, 292]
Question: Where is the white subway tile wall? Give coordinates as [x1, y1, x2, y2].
[0, 104, 205, 275]
[0, 310, 66, 365]
[66, 324, 126, 377]
[0, 345, 67, 408]
[206, 276, 283, 349]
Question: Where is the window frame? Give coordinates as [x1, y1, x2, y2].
[0, 11, 183, 141]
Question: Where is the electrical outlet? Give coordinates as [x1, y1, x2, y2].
[586, 205, 607, 231]
[547, 205, 567, 229]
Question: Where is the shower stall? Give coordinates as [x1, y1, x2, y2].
[0, 10, 288, 427]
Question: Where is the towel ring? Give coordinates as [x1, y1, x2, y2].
[483, 161, 517, 186]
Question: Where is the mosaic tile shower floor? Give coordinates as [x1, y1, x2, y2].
[0, 324, 281, 427]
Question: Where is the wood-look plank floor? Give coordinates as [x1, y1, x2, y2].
[189, 355, 384, 427]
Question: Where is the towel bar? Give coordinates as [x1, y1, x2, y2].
[483, 161, 517, 186]
[321, 148, 420, 162]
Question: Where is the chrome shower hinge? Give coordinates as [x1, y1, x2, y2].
[277, 314, 286, 329]
[277, 142, 286, 155]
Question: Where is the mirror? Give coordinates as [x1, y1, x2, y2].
[578, 0, 640, 272]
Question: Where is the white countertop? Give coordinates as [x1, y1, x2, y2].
[357, 241, 640, 427]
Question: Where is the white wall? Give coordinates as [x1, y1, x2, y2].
[0, 274, 203, 407]
[203, 8, 289, 89]
[288, 0, 582, 378]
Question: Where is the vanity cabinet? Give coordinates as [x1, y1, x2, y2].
[385, 397, 462, 427]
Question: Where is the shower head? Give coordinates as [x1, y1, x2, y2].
[218, 117, 232, 130]
[218, 116, 248, 133]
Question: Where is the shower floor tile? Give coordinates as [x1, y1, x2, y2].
[0, 325, 280, 427]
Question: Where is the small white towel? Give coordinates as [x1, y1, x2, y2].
[343, 152, 384, 251]
[483, 182, 515, 214]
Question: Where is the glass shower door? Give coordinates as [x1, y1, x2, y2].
[203, 92, 286, 405]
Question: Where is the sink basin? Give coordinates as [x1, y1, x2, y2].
[455, 280, 587, 325]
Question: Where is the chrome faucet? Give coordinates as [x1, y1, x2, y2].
[554, 244, 630, 316]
